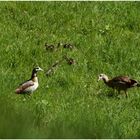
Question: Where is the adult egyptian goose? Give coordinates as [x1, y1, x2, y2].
[98, 74, 140, 98]
[15, 67, 43, 94]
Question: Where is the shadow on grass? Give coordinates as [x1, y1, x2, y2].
[97, 90, 120, 100]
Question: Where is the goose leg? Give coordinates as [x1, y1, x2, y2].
[23, 93, 31, 101]
[114, 89, 118, 97]
[113, 89, 120, 99]
[118, 90, 121, 95]
[124, 91, 128, 98]
[116, 90, 121, 99]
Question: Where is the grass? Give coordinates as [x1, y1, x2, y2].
[0, 1, 140, 138]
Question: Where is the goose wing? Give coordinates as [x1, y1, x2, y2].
[19, 79, 31, 86]
[15, 80, 34, 94]
[111, 76, 137, 87]
[111, 76, 131, 84]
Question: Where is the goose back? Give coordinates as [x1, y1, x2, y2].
[107, 76, 138, 90]
[16, 80, 35, 94]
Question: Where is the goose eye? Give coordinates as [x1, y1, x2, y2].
[34, 67, 39, 71]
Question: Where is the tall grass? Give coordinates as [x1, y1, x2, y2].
[0, 1, 140, 138]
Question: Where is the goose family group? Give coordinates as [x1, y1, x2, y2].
[15, 66, 140, 98]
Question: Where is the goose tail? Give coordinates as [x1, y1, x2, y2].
[15, 88, 21, 94]
[137, 82, 140, 87]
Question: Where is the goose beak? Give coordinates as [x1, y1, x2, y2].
[97, 77, 101, 82]
[38, 67, 44, 71]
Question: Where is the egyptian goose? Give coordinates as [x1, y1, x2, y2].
[46, 60, 62, 77]
[45, 43, 55, 51]
[15, 67, 43, 94]
[63, 43, 73, 50]
[45, 42, 61, 51]
[63, 55, 76, 65]
[98, 74, 140, 98]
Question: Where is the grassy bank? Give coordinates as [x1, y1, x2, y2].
[0, 1, 140, 138]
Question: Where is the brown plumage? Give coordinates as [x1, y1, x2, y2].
[98, 74, 140, 98]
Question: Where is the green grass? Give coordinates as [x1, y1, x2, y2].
[0, 1, 140, 138]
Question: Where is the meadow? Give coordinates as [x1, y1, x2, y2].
[0, 1, 140, 138]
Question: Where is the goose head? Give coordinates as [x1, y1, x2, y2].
[32, 66, 43, 73]
[98, 74, 109, 82]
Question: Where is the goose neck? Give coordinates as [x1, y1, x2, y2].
[31, 71, 37, 79]
[103, 77, 109, 83]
